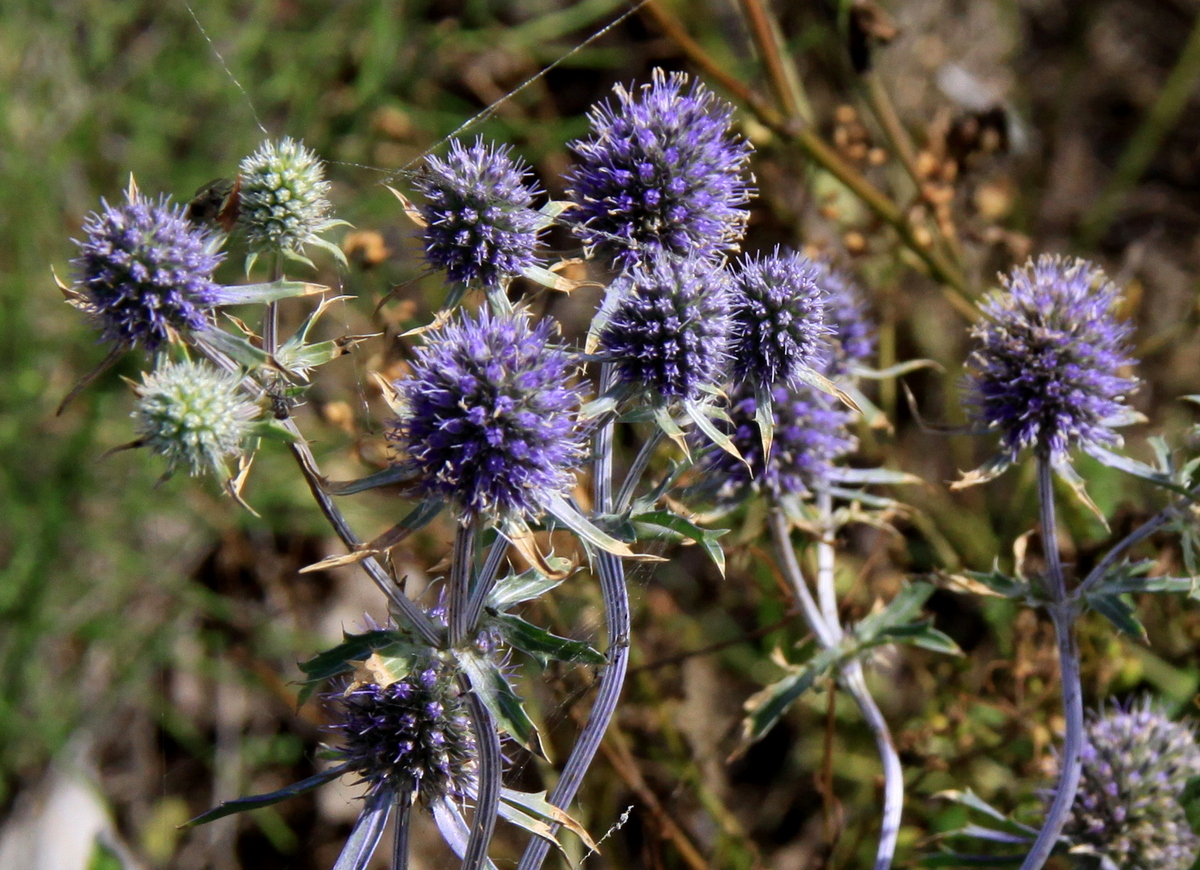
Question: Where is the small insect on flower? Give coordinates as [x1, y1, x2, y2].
[565, 67, 754, 269]
[186, 176, 241, 232]
[70, 186, 225, 350]
[132, 359, 260, 478]
[414, 138, 544, 290]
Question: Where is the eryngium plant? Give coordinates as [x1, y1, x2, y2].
[386, 309, 585, 520]
[564, 67, 754, 268]
[133, 359, 260, 478]
[966, 255, 1139, 462]
[71, 188, 224, 350]
[1059, 701, 1200, 870]
[415, 138, 543, 289]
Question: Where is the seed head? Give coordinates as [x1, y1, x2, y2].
[597, 251, 733, 402]
[1059, 700, 1200, 870]
[565, 68, 754, 269]
[72, 190, 224, 350]
[387, 310, 585, 519]
[133, 360, 259, 477]
[237, 137, 336, 257]
[729, 248, 830, 387]
[966, 255, 1139, 460]
[699, 383, 857, 502]
[415, 138, 543, 288]
[328, 660, 476, 806]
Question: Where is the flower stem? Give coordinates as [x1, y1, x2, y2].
[461, 688, 502, 870]
[391, 790, 413, 870]
[516, 363, 630, 870]
[450, 520, 479, 648]
[615, 427, 665, 514]
[1019, 458, 1084, 870]
[767, 504, 836, 648]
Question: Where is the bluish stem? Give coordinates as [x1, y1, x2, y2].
[464, 538, 507, 633]
[461, 688, 502, 870]
[391, 789, 413, 870]
[1019, 458, 1084, 870]
[450, 520, 479, 648]
[516, 362, 630, 870]
[615, 427, 665, 514]
[767, 504, 836, 648]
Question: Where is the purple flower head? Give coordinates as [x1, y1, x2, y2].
[415, 138, 543, 288]
[1057, 699, 1200, 870]
[387, 309, 585, 519]
[565, 68, 754, 269]
[699, 383, 857, 502]
[729, 248, 830, 387]
[597, 251, 733, 402]
[71, 189, 224, 350]
[966, 255, 1139, 461]
[328, 658, 476, 806]
[815, 262, 875, 377]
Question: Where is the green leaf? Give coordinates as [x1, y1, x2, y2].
[684, 399, 744, 466]
[1085, 592, 1147, 641]
[854, 582, 936, 644]
[183, 765, 349, 826]
[296, 630, 415, 704]
[195, 328, 273, 370]
[950, 567, 1029, 600]
[214, 279, 326, 306]
[754, 381, 775, 461]
[629, 509, 727, 576]
[492, 613, 606, 667]
[486, 563, 573, 611]
[457, 650, 544, 757]
[739, 646, 840, 746]
[500, 788, 599, 852]
[875, 621, 962, 655]
[831, 467, 923, 487]
[542, 493, 639, 559]
[1083, 443, 1196, 498]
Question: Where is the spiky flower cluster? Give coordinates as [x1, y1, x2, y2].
[416, 138, 543, 288]
[816, 262, 875, 377]
[237, 137, 335, 256]
[72, 191, 224, 350]
[966, 255, 1139, 460]
[565, 68, 754, 268]
[701, 384, 857, 502]
[730, 249, 829, 387]
[1060, 701, 1200, 870]
[133, 360, 260, 477]
[329, 661, 476, 806]
[387, 310, 585, 519]
[597, 252, 733, 402]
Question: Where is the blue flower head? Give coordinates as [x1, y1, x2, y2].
[415, 138, 543, 288]
[597, 251, 733, 403]
[133, 360, 260, 478]
[328, 658, 476, 807]
[387, 310, 585, 519]
[237, 137, 337, 258]
[71, 189, 224, 350]
[565, 68, 754, 269]
[699, 383, 857, 502]
[966, 255, 1139, 461]
[729, 248, 830, 387]
[1059, 700, 1200, 870]
[815, 262, 875, 377]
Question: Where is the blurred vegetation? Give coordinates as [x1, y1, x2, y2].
[4, 0, 1200, 868]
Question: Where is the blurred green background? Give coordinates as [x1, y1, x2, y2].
[5, 1, 1200, 868]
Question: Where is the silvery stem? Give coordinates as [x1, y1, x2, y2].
[516, 363, 630, 870]
[1019, 458, 1084, 870]
[449, 520, 478, 648]
[461, 688, 502, 870]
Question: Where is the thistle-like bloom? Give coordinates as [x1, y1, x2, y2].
[328, 660, 476, 806]
[966, 255, 1139, 460]
[71, 190, 224, 350]
[387, 310, 585, 519]
[729, 248, 830, 387]
[415, 138, 543, 288]
[565, 68, 754, 268]
[1059, 701, 1200, 870]
[597, 251, 733, 402]
[700, 383, 857, 502]
[816, 262, 875, 377]
[133, 360, 260, 477]
[238, 137, 336, 257]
